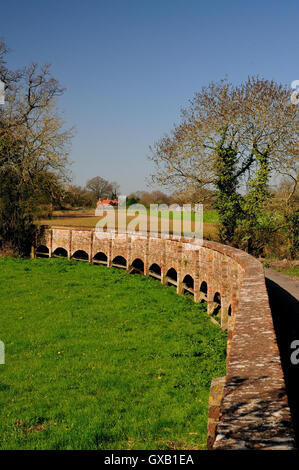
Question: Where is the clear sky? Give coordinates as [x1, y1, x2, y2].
[1, 0, 298, 194]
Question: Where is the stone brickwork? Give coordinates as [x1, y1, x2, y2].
[36, 227, 296, 450]
[207, 376, 226, 449]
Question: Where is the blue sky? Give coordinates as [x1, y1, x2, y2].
[2, 0, 298, 194]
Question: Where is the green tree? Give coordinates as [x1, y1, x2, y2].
[238, 148, 271, 254]
[278, 173, 299, 259]
[213, 132, 243, 243]
[150, 77, 298, 248]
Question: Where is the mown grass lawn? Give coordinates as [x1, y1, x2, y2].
[0, 257, 226, 450]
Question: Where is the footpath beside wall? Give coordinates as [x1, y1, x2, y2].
[37, 227, 296, 450]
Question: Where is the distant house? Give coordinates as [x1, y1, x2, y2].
[96, 199, 118, 208]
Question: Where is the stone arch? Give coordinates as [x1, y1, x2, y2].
[53, 247, 68, 258]
[149, 263, 162, 280]
[129, 258, 144, 275]
[212, 292, 221, 316]
[183, 274, 194, 295]
[72, 250, 89, 261]
[112, 255, 127, 269]
[93, 252, 108, 265]
[36, 245, 49, 258]
[200, 281, 208, 295]
[166, 267, 177, 286]
[199, 281, 208, 302]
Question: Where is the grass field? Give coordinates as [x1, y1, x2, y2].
[0, 257, 226, 450]
[271, 266, 299, 277]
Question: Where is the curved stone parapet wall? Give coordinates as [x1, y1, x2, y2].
[36, 226, 295, 450]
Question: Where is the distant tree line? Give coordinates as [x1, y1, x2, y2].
[125, 189, 216, 209]
[61, 177, 120, 208]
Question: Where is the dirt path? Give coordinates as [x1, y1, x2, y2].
[265, 268, 299, 445]
[265, 268, 299, 300]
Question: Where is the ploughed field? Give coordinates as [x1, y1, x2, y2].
[0, 257, 226, 450]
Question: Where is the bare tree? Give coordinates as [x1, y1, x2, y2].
[85, 176, 113, 202]
[150, 77, 298, 244]
[110, 181, 120, 199]
[0, 39, 74, 254]
[151, 77, 297, 192]
[0, 59, 73, 179]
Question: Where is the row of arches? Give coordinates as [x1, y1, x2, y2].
[36, 246, 213, 299]
[36, 245, 230, 322]
[36, 246, 108, 263]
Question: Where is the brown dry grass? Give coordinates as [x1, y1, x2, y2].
[39, 215, 219, 241]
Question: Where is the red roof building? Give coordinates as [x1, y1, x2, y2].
[96, 199, 118, 207]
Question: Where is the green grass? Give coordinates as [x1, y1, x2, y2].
[202, 210, 219, 224]
[153, 209, 218, 222]
[158, 210, 218, 224]
[0, 257, 226, 450]
[272, 266, 299, 277]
